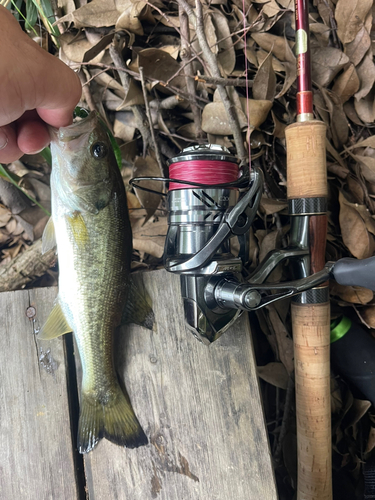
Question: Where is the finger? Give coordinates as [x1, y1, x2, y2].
[34, 58, 82, 128]
[16, 118, 51, 155]
[0, 125, 23, 164]
[0, 5, 82, 128]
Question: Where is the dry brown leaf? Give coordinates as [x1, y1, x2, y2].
[343, 99, 364, 126]
[116, 79, 144, 110]
[330, 282, 373, 304]
[316, 0, 333, 27]
[57, 0, 75, 15]
[310, 22, 330, 47]
[267, 305, 294, 375]
[131, 216, 167, 259]
[352, 152, 375, 184]
[154, 14, 180, 29]
[356, 204, 375, 235]
[137, 48, 185, 88]
[115, 0, 147, 35]
[211, 11, 236, 76]
[335, 0, 372, 45]
[204, 12, 217, 54]
[326, 139, 348, 170]
[58, 0, 120, 28]
[177, 122, 198, 140]
[251, 32, 293, 62]
[257, 0, 281, 18]
[126, 192, 141, 211]
[365, 426, 375, 454]
[320, 89, 349, 149]
[271, 110, 286, 140]
[260, 197, 288, 215]
[259, 229, 280, 262]
[92, 69, 125, 97]
[83, 33, 114, 63]
[354, 89, 375, 124]
[361, 306, 375, 328]
[332, 64, 360, 104]
[355, 53, 375, 101]
[253, 51, 276, 101]
[0, 207, 11, 228]
[132, 156, 162, 222]
[311, 47, 349, 87]
[240, 98, 273, 129]
[257, 49, 284, 72]
[113, 118, 136, 142]
[59, 32, 93, 63]
[348, 136, 375, 151]
[244, 44, 258, 67]
[257, 362, 289, 390]
[339, 191, 374, 259]
[344, 25, 371, 66]
[201, 101, 247, 135]
[344, 398, 372, 430]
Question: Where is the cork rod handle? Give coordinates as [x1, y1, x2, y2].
[286, 119, 332, 500]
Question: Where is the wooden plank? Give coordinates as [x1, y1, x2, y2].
[0, 287, 79, 499]
[84, 270, 277, 499]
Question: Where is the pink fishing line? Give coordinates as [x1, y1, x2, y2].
[169, 160, 239, 190]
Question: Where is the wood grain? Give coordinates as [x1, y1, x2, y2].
[0, 287, 79, 499]
[83, 270, 277, 500]
[309, 215, 327, 274]
[0, 271, 277, 499]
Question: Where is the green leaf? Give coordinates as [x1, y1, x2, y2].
[98, 117, 122, 170]
[26, 0, 38, 28]
[40, 146, 52, 166]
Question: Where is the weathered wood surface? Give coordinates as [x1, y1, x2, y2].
[84, 270, 277, 500]
[0, 287, 78, 499]
[0, 270, 277, 500]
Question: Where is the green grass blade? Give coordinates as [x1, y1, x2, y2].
[10, 0, 38, 34]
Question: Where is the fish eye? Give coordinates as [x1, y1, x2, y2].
[91, 142, 108, 159]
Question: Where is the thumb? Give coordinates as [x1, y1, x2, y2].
[35, 55, 82, 127]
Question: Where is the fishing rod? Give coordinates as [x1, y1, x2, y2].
[286, 0, 332, 497]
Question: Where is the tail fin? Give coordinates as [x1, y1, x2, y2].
[77, 387, 148, 454]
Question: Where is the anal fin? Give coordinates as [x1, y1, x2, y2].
[38, 299, 72, 340]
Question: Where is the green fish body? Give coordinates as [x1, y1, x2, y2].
[40, 112, 147, 453]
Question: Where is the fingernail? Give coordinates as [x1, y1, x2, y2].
[28, 147, 46, 155]
[0, 130, 8, 150]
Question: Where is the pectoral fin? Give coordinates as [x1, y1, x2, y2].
[41, 217, 56, 254]
[121, 277, 156, 331]
[38, 300, 72, 340]
[66, 212, 89, 249]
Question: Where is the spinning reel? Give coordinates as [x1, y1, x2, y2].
[131, 144, 375, 345]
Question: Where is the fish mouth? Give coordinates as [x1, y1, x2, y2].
[49, 111, 98, 145]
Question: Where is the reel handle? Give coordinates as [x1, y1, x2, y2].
[333, 256, 375, 291]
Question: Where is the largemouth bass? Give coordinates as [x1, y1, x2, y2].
[39, 111, 148, 453]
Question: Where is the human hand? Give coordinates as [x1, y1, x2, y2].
[0, 6, 82, 163]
